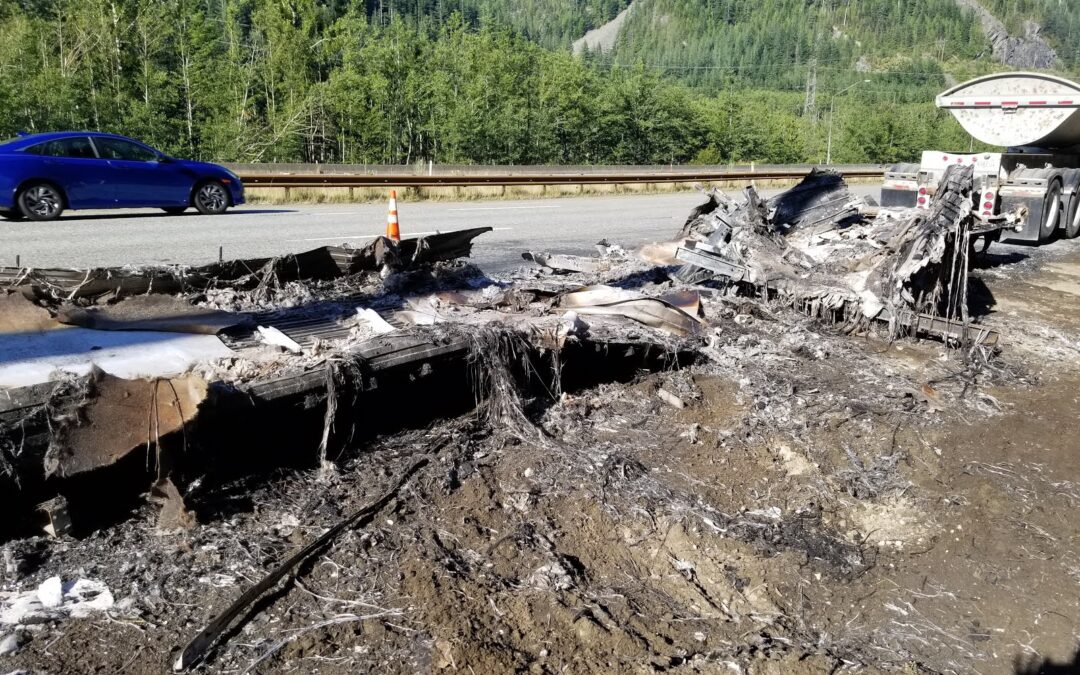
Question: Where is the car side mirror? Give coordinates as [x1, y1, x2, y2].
[157, 155, 173, 163]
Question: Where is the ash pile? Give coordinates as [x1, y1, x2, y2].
[0, 168, 1023, 673]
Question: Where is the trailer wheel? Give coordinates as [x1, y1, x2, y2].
[1039, 180, 1063, 242]
[1066, 190, 1080, 239]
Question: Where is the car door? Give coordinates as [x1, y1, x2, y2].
[92, 137, 192, 207]
[23, 136, 112, 208]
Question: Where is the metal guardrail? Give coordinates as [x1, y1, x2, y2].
[225, 162, 885, 176]
[236, 166, 887, 188]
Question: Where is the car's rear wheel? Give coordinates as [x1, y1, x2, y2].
[193, 182, 229, 215]
[18, 183, 64, 221]
[162, 207, 188, 215]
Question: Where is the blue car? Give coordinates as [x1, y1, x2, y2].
[0, 131, 244, 221]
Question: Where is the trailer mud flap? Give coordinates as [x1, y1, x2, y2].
[999, 191, 1045, 242]
[881, 186, 918, 208]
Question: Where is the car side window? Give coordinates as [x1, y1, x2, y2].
[94, 138, 159, 162]
[25, 137, 97, 159]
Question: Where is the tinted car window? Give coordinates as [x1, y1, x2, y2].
[25, 137, 97, 159]
[94, 138, 159, 162]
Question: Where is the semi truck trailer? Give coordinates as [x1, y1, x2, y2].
[882, 71, 1080, 243]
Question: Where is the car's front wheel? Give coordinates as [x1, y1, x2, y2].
[193, 182, 229, 215]
[18, 183, 65, 221]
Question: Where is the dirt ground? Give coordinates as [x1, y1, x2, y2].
[2, 237, 1079, 675]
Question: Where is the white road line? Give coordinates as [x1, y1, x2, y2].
[448, 205, 562, 212]
[290, 227, 513, 242]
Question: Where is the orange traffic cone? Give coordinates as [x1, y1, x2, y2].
[386, 190, 401, 241]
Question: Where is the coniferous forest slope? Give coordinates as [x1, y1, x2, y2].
[0, 0, 1075, 166]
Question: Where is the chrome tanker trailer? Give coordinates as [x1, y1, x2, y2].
[883, 71, 1080, 242]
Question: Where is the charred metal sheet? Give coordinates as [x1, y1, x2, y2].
[330, 239, 396, 274]
[355, 335, 468, 370]
[219, 314, 350, 351]
[0, 267, 185, 302]
[1, 230, 491, 302]
[561, 286, 701, 337]
[241, 335, 470, 402]
[674, 243, 749, 281]
[888, 311, 1000, 347]
[660, 290, 703, 317]
[43, 369, 207, 478]
[768, 168, 863, 232]
[36, 496, 72, 538]
[522, 252, 602, 274]
[57, 296, 250, 335]
[401, 227, 493, 264]
[150, 478, 196, 532]
[0, 381, 61, 418]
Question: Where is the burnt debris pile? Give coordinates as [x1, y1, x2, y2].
[0, 169, 1001, 541]
[675, 166, 998, 346]
[0, 168, 1048, 674]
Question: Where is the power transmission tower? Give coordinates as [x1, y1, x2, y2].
[802, 1, 830, 120]
[803, 59, 817, 118]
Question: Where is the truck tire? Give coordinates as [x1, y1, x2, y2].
[1066, 190, 1080, 239]
[1039, 179, 1063, 242]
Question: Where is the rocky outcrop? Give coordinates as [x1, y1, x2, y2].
[954, 0, 1057, 69]
[572, 1, 635, 55]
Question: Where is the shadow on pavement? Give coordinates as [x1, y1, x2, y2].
[57, 208, 295, 221]
[976, 250, 1029, 269]
[1015, 649, 1080, 674]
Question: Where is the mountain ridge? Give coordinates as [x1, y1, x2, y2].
[0, 0, 1064, 166]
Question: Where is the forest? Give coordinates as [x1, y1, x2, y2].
[0, 0, 1057, 166]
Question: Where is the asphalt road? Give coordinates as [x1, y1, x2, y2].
[0, 186, 881, 276]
